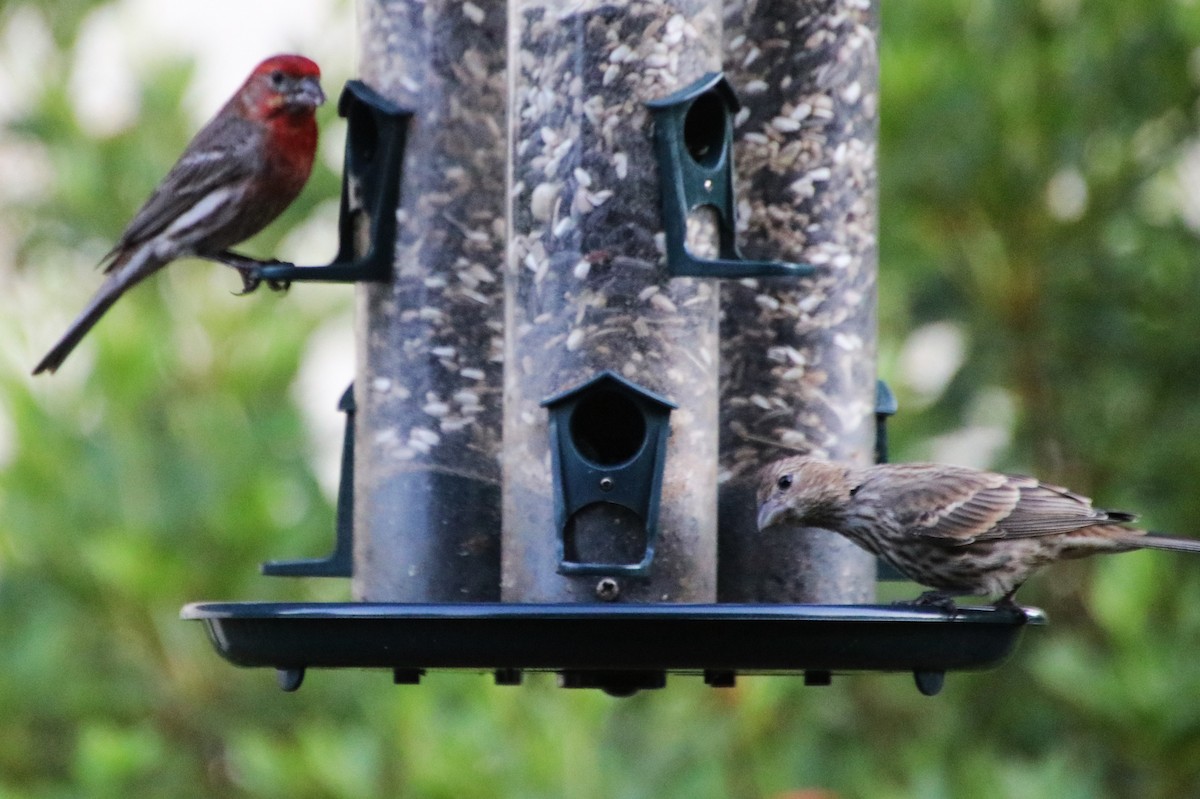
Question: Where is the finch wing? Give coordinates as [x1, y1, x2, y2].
[102, 114, 262, 270]
[977, 477, 1136, 538]
[863, 464, 1131, 545]
[863, 463, 1020, 545]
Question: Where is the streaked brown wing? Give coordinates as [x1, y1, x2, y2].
[864, 464, 1130, 545]
[862, 463, 1020, 545]
[103, 114, 261, 269]
[976, 476, 1126, 538]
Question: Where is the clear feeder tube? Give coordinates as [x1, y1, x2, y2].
[354, 0, 506, 601]
[717, 0, 879, 602]
[503, 0, 724, 603]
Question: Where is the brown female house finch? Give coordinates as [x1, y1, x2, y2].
[757, 455, 1200, 607]
[33, 54, 325, 375]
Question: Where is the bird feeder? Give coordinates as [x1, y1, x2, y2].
[184, 0, 1042, 697]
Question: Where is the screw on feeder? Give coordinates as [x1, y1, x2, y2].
[595, 577, 621, 601]
[599, 477, 615, 492]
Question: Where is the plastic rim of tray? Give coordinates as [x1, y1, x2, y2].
[182, 601, 1045, 696]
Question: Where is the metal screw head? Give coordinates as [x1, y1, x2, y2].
[598, 477, 615, 491]
[595, 577, 620, 601]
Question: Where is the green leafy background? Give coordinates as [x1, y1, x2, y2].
[3, 1, 1200, 796]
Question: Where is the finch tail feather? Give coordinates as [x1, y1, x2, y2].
[32, 251, 160, 375]
[1135, 534, 1200, 553]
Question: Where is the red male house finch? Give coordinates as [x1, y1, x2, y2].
[757, 455, 1200, 607]
[33, 54, 325, 375]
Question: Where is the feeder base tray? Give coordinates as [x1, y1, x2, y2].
[181, 601, 1045, 696]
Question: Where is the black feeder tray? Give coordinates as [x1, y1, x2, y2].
[182, 601, 1044, 697]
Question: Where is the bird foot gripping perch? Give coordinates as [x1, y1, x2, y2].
[230, 80, 412, 290]
[214, 253, 292, 294]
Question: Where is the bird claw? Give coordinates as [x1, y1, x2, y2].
[233, 267, 263, 296]
[230, 259, 290, 295]
[990, 593, 1030, 620]
[896, 591, 961, 614]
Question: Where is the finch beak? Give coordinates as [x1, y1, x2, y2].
[289, 77, 326, 109]
[756, 499, 786, 532]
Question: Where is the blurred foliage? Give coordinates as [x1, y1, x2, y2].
[2, 0, 1200, 797]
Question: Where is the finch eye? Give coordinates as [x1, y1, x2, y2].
[269, 70, 286, 89]
[777, 474, 793, 491]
